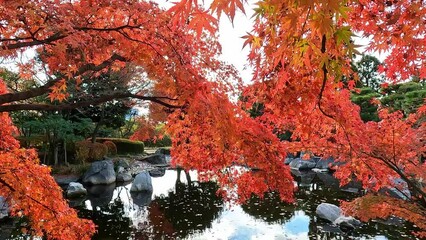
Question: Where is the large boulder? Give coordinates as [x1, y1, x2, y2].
[316, 203, 361, 231]
[82, 160, 116, 185]
[289, 158, 317, 170]
[131, 172, 153, 192]
[66, 182, 87, 198]
[316, 203, 342, 222]
[141, 154, 168, 165]
[0, 196, 8, 220]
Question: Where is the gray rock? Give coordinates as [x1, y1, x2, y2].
[334, 216, 361, 230]
[316, 203, 361, 231]
[66, 182, 87, 198]
[316, 203, 342, 222]
[149, 168, 166, 177]
[54, 175, 80, 187]
[289, 158, 317, 170]
[0, 196, 8, 220]
[116, 172, 132, 182]
[117, 166, 125, 174]
[117, 159, 130, 169]
[291, 169, 316, 187]
[155, 148, 170, 155]
[316, 172, 340, 188]
[315, 157, 335, 170]
[141, 154, 168, 165]
[82, 160, 116, 185]
[380, 178, 411, 200]
[284, 157, 294, 165]
[131, 172, 153, 192]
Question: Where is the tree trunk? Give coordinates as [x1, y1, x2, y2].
[63, 140, 68, 166]
[91, 107, 105, 143]
[53, 144, 59, 166]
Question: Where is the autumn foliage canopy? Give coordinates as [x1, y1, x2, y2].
[0, 0, 426, 239]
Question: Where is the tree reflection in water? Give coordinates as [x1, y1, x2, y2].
[134, 168, 223, 239]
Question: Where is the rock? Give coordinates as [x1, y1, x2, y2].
[131, 191, 153, 207]
[117, 166, 125, 174]
[315, 157, 345, 171]
[291, 169, 316, 187]
[316, 203, 342, 223]
[82, 160, 116, 185]
[316, 172, 340, 188]
[334, 216, 361, 231]
[314, 157, 335, 170]
[131, 172, 153, 192]
[0, 196, 9, 220]
[53, 175, 80, 187]
[316, 203, 361, 231]
[289, 158, 317, 170]
[155, 148, 170, 155]
[380, 178, 411, 200]
[149, 168, 166, 177]
[66, 182, 87, 198]
[86, 183, 116, 207]
[284, 157, 294, 165]
[116, 172, 132, 182]
[141, 154, 168, 165]
[117, 159, 130, 169]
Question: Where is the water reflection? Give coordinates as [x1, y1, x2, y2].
[3, 169, 421, 240]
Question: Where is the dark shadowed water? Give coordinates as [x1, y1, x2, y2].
[2, 169, 421, 240]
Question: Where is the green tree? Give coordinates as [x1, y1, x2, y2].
[381, 81, 426, 116]
[353, 55, 384, 91]
[351, 87, 380, 122]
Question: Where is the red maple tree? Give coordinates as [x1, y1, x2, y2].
[0, 0, 425, 238]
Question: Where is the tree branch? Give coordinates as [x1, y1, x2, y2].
[0, 92, 181, 112]
[0, 54, 127, 105]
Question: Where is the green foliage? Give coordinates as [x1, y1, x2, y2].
[96, 138, 144, 155]
[103, 141, 118, 156]
[353, 55, 384, 91]
[351, 87, 380, 122]
[381, 82, 426, 116]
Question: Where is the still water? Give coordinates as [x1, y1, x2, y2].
[4, 169, 420, 240]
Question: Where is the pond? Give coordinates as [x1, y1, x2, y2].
[2, 168, 421, 240]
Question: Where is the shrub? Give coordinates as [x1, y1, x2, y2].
[89, 142, 108, 162]
[75, 141, 90, 163]
[103, 141, 117, 156]
[95, 138, 144, 154]
[75, 141, 108, 163]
